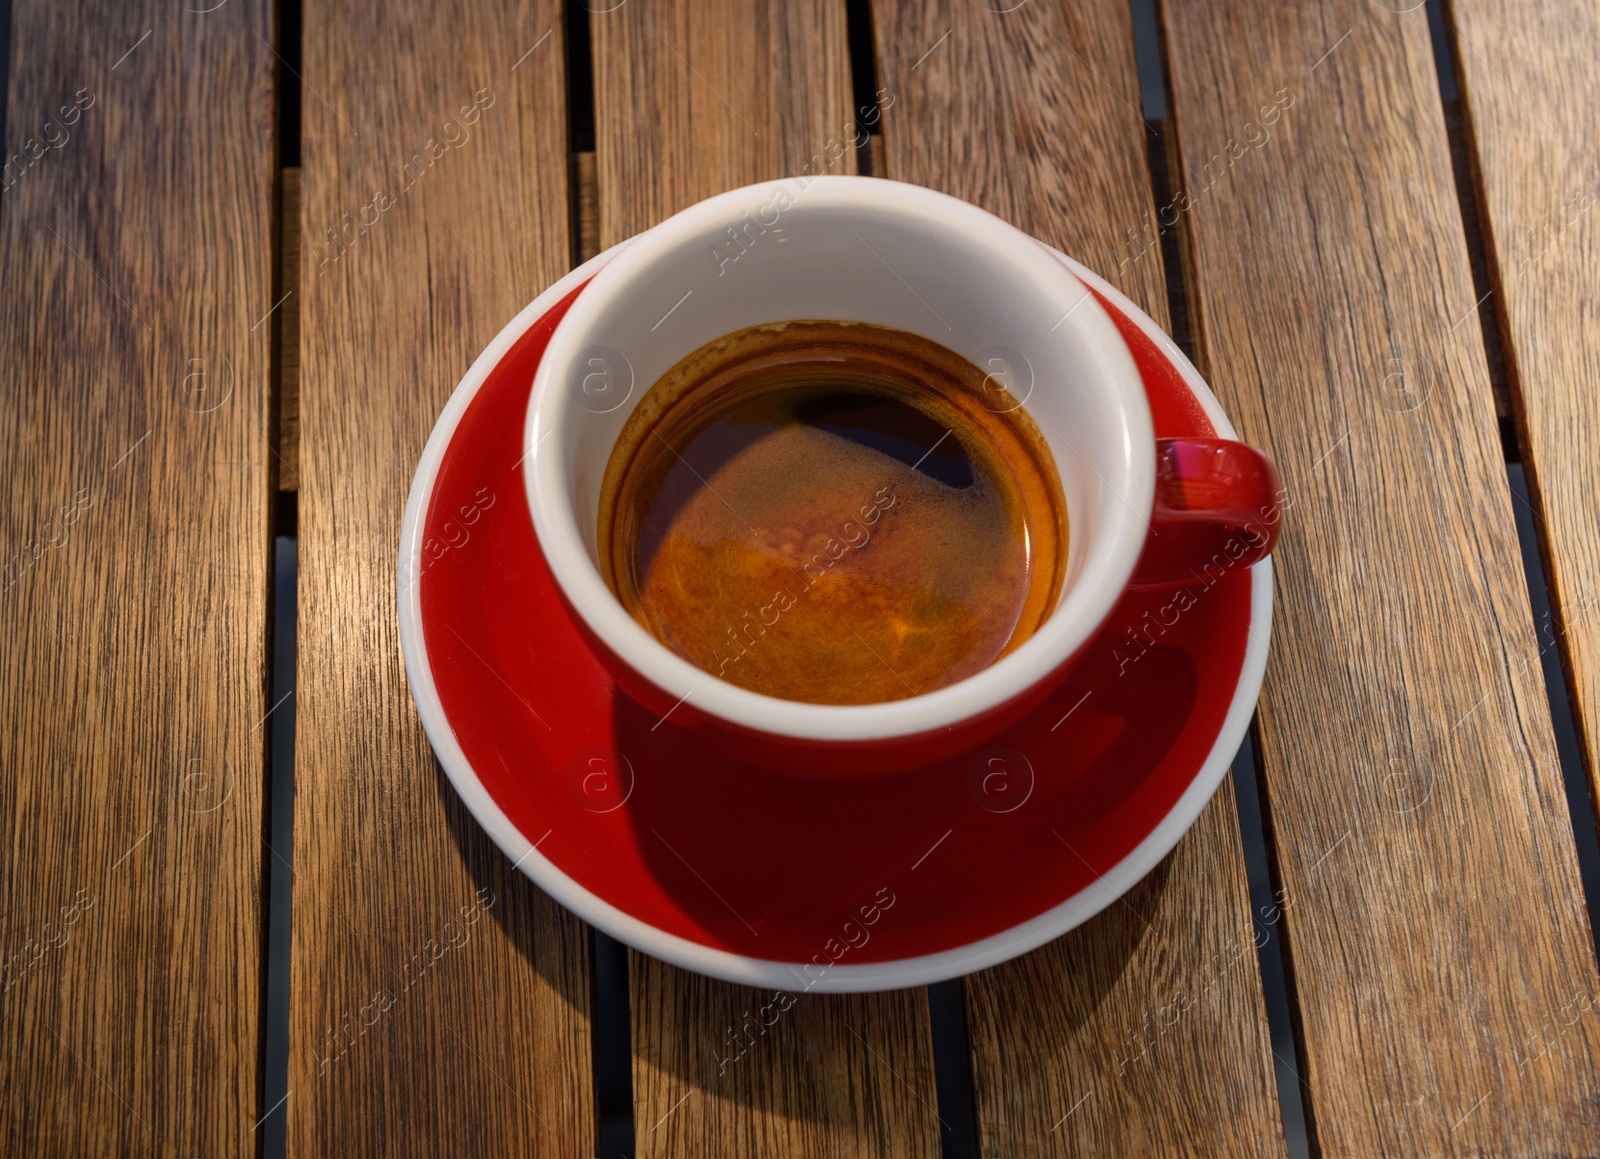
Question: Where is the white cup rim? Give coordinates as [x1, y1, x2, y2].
[524, 176, 1155, 743]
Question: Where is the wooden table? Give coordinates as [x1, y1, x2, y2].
[4, 0, 1599, 1154]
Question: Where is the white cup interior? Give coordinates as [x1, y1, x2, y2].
[526, 176, 1154, 742]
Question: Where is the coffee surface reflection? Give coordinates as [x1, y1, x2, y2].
[599, 321, 1067, 705]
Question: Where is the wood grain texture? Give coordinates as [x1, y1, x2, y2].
[288, 2, 593, 1155]
[593, 0, 858, 248]
[1159, 1, 1600, 1151]
[632, 963, 939, 1157]
[1448, 0, 1600, 979]
[872, 0, 1167, 329]
[1439, 101, 1511, 421]
[278, 166, 301, 491]
[871, 2, 1285, 1154]
[0, 1, 274, 1153]
[591, 3, 938, 1155]
[575, 151, 600, 264]
[961, 811, 1282, 1157]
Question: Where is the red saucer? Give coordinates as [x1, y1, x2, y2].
[408, 253, 1264, 984]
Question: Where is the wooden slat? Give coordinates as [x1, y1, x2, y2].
[632, 967, 937, 1156]
[591, 3, 940, 1154]
[288, 3, 593, 1155]
[0, 1, 274, 1153]
[594, 0, 859, 240]
[1449, 0, 1600, 965]
[1439, 101, 1512, 422]
[871, 3, 1285, 1154]
[278, 166, 301, 491]
[574, 151, 600, 264]
[1160, 2, 1600, 1151]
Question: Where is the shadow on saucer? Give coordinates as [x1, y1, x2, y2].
[426, 595, 1208, 1128]
[567, 638, 1198, 1122]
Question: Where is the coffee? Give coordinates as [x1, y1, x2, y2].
[598, 321, 1067, 706]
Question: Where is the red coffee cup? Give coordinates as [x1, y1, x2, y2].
[523, 178, 1279, 776]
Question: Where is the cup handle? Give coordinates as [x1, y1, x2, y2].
[1128, 438, 1284, 591]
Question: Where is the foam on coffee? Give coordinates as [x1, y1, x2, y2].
[599, 321, 1066, 706]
